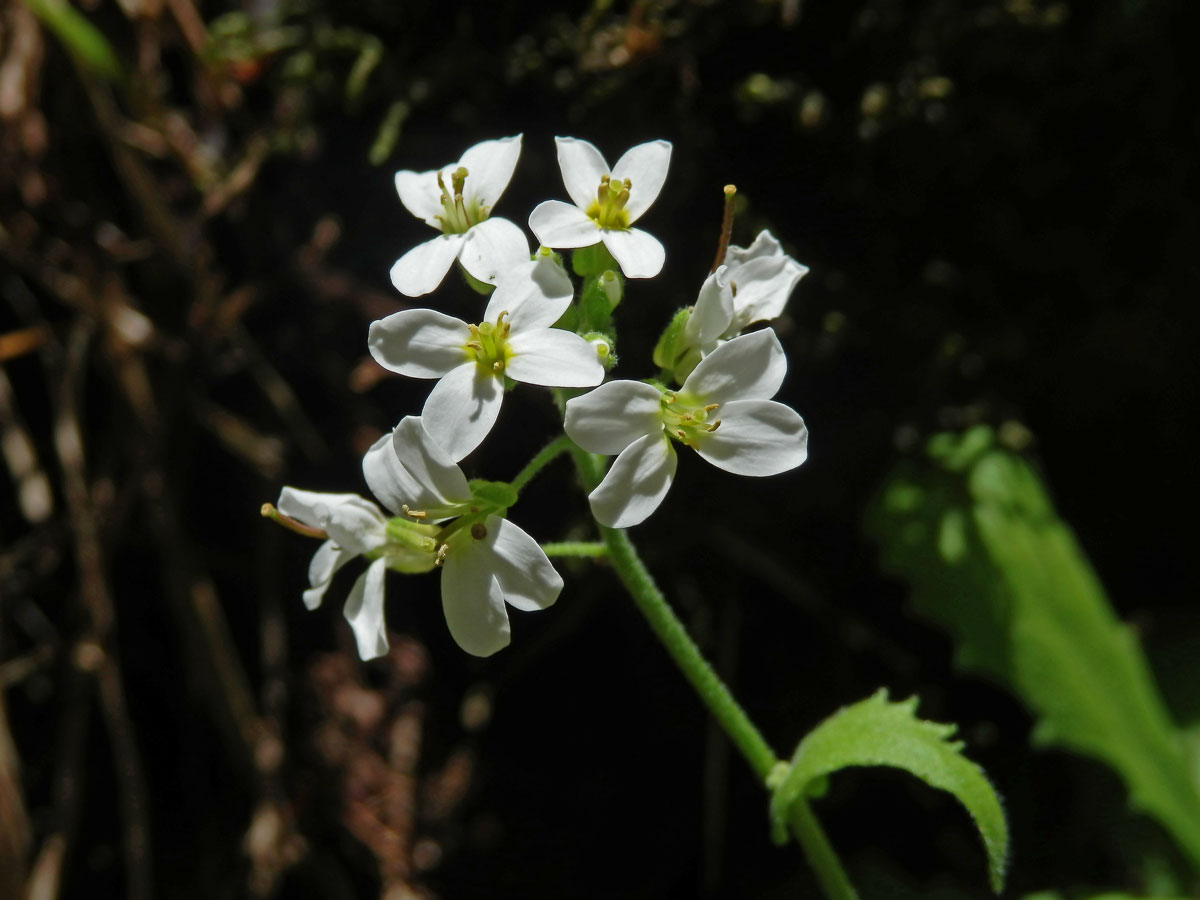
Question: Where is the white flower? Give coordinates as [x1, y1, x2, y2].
[661, 231, 810, 380]
[528, 136, 672, 279]
[279, 417, 562, 659]
[564, 329, 809, 528]
[720, 230, 809, 336]
[369, 256, 605, 460]
[276, 487, 433, 662]
[391, 135, 530, 297]
[369, 416, 563, 656]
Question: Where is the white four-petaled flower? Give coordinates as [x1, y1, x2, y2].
[718, 230, 809, 337]
[564, 329, 809, 528]
[529, 136, 672, 279]
[275, 488, 423, 662]
[369, 256, 605, 460]
[669, 231, 809, 379]
[280, 417, 562, 659]
[391, 135, 530, 297]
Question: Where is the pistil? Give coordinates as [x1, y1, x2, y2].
[435, 166, 489, 234]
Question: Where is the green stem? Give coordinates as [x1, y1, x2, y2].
[790, 801, 861, 900]
[511, 435, 573, 494]
[570, 446, 776, 778]
[541, 541, 608, 558]
[568, 444, 859, 900]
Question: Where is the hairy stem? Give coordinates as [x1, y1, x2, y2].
[568, 443, 858, 900]
[789, 800, 861, 900]
[541, 541, 608, 558]
[511, 434, 573, 494]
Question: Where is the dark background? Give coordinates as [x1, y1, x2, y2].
[1, 0, 1197, 897]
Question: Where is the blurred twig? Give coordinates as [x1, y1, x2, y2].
[29, 319, 153, 900]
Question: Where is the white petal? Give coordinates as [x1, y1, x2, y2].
[389, 233, 466, 297]
[343, 558, 389, 661]
[363, 432, 406, 514]
[505, 329, 605, 388]
[564, 380, 663, 454]
[394, 169, 444, 228]
[441, 548, 510, 656]
[303, 540, 352, 610]
[484, 256, 574, 331]
[601, 228, 665, 279]
[478, 515, 562, 612]
[368, 308, 469, 378]
[725, 229, 783, 267]
[611, 139, 672, 223]
[363, 418, 470, 516]
[588, 433, 677, 529]
[695, 399, 809, 476]
[277, 487, 361, 527]
[680, 328, 787, 405]
[277, 488, 386, 556]
[529, 200, 600, 249]
[458, 134, 522, 209]
[684, 266, 734, 346]
[726, 255, 808, 334]
[421, 363, 503, 461]
[458, 217, 530, 286]
[554, 136, 609, 210]
[388, 416, 471, 505]
[321, 498, 389, 556]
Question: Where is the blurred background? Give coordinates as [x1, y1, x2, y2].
[1, 0, 1198, 897]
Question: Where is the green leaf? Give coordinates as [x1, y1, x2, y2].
[866, 426, 1200, 870]
[22, 0, 122, 81]
[769, 689, 1009, 893]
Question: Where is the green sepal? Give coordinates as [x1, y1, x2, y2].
[553, 303, 580, 332]
[572, 243, 618, 277]
[371, 518, 440, 573]
[469, 479, 518, 514]
[768, 689, 1009, 894]
[652, 307, 693, 375]
[459, 264, 494, 296]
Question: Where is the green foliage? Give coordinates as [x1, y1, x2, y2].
[769, 690, 1009, 893]
[866, 426, 1200, 870]
[22, 0, 122, 81]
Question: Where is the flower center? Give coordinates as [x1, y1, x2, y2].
[379, 517, 442, 573]
[464, 310, 513, 375]
[660, 392, 721, 450]
[585, 174, 632, 230]
[436, 166, 489, 234]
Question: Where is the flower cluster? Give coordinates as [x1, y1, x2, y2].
[271, 135, 810, 660]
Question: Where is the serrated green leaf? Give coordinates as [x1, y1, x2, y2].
[770, 689, 1008, 893]
[22, 0, 122, 81]
[866, 426, 1200, 870]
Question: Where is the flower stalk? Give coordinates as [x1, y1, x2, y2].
[568, 444, 859, 900]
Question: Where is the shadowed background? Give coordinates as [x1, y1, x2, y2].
[1, 1, 1197, 898]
